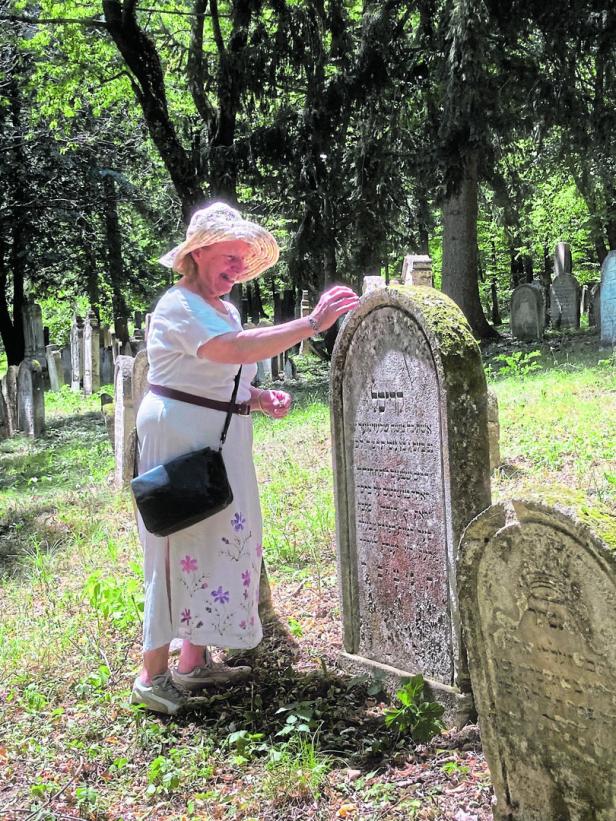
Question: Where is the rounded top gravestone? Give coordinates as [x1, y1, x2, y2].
[330, 285, 491, 724]
[459, 500, 616, 821]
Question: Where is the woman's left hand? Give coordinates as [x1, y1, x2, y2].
[259, 389, 292, 419]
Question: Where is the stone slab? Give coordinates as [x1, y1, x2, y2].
[330, 286, 491, 724]
[459, 500, 616, 821]
[600, 250, 616, 346]
[510, 283, 544, 341]
[550, 273, 580, 329]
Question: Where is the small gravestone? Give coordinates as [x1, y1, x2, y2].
[131, 349, 150, 420]
[100, 347, 114, 386]
[589, 282, 601, 328]
[550, 242, 580, 329]
[115, 316, 129, 346]
[114, 355, 136, 487]
[331, 286, 491, 722]
[401, 254, 433, 287]
[131, 328, 146, 354]
[83, 310, 100, 395]
[101, 324, 113, 349]
[600, 250, 616, 346]
[362, 276, 385, 295]
[134, 310, 143, 330]
[459, 500, 616, 821]
[60, 347, 71, 385]
[510, 283, 544, 341]
[17, 359, 45, 437]
[45, 345, 64, 392]
[2, 365, 18, 435]
[487, 388, 500, 471]
[70, 315, 84, 391]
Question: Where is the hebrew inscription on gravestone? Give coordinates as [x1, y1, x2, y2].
[459, 501, 616, 821]
[330, 286, 491, 722]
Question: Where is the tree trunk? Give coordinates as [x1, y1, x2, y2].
[441, 154, 498, 339]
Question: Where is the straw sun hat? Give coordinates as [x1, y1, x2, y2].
[159, 202, 279, 283]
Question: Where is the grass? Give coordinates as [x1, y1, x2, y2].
[0, 342, 614, 819]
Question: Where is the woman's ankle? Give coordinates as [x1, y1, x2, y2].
[177, 642, 207, 674]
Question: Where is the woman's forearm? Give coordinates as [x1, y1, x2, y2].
[198, 317, 313, 364]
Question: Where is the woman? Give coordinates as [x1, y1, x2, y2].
[131, 202, 358, 714]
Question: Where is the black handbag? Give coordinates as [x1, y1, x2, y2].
[131, 368, 243, 537]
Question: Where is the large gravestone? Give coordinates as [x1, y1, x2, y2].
[510, 283, 544, 341]
[1, 366, 18, 436]
[330, 286, 491, 722]
[70, 315, 84, 392]
[131, 349, 150, 420]
[17, 359, 45, 437]
[459, 500, 616, 821]
[114, 355, 136, 488]
[550, 242, 580, 329]
[600, 250, 616, 346]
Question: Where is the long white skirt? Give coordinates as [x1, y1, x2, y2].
[136, 392, 263, 652]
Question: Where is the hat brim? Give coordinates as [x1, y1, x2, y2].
[159, 220, 279, 283]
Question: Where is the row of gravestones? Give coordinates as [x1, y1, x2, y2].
[511, 242, 616, 345]
[331, 282, 615, 820]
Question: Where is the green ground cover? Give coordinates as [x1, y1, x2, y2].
[0, 341, 614, 820]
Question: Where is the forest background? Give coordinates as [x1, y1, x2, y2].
[1, 0, 615, 364]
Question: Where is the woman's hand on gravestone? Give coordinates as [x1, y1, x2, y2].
[310, 286, 359, 333]
[258, 389, 292, 419]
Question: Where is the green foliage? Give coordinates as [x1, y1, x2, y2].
[492, 350, 541, 380]
[383, 676, 445, 743]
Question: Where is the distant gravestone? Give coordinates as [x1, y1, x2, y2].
[83, 310, 100, 395]
[550, 243, 580, 329]
[299, 290, 312, 354]
[589, 282, 601, 328]
[2, 365, 18, 435]
[114, 355, 136, 488]
[256, 319, 273, 383]
[362, 276, 385, 295]
[330, 286, 491, 722]
[401, 254, 433, 287]
[510, 283, 544, 341]
[100, 347, 114, 386]
[459, 500, 616, 821]
[487, 389, 500, 471]
[131, 350, 150, 420]
[131, 328, 146, 354]
[115, 316, 129, 346]
[60, 347, 71, 385]
[45, 345, 64, 392]
[70, 315, 84, 392]
[600, 250, 616, 346]
[17, 359, 45, 437]
[134, 310, 143, 330]
[101, 324, 113, 349]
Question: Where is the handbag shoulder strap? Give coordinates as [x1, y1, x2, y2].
[219, 366, 242, 450]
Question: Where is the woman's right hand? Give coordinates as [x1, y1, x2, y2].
[309, 286, 359, 333]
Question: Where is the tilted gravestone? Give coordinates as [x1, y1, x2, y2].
[459, 500, 616, 821]
[83, 309, 100, 395]
[113, 355, 136, 488]
[330, 286, 491, 722]
[510, 283, 545, 341]
[45, 345, 64, 392]
[401, 254, 433, 287]
[600, 250, 616, 346]
[17, 359, 45, 437]
[1, 366, 18, 436]
[550, 242, 580, 329]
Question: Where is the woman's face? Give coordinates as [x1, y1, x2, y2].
[191, 239, 252, 297]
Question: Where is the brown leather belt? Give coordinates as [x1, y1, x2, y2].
[149, 384, 251, 416]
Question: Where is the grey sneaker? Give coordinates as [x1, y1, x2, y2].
[172, 661, 252, 691]
[131, 671, 190, 715]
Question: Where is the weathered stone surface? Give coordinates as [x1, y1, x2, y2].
[590, 282, 601, 328]
[600, 250, 616, 346]
[362, 276, 385, 295]
[486, 388, 500, 471]
[330, 286, 491, 723]
[554, 241, 573, 276]
[510, 283, 545, 341]
[100, 347, 114, 386]
[2, 365, 18, 435]
[459, 500, 616, 821]
[0, 387, 9, 439]
[17, 359, 45, 437]
[132, 349, 150, 420]
[70, 315, 84, 392]
[83, 310, 100, 395]
[550, 273, 580, 329]
[114, 355, 136, 488]
[22, 300, 46, 368]
[401, 255, 433, 287]
[60, 347, 71, 384]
